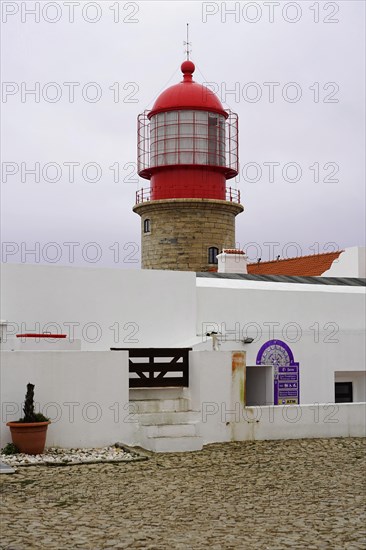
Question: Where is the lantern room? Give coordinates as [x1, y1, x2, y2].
[137, 60, 239, 202]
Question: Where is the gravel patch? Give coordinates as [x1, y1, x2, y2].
[0, 445, 147, 467]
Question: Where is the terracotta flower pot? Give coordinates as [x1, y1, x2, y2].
[6, 421, 50, 455]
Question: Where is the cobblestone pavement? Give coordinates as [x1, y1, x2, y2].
[1, 438, 365, 550]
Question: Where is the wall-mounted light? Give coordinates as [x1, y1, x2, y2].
[243, 337, 254, 344]
[206, 331, 221, 351]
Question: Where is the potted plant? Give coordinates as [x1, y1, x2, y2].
[6, 383, 50, 455]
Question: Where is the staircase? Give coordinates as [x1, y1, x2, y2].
[130, 391, 203, 452]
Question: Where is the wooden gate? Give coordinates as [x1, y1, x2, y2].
[110, 348, 191, 388]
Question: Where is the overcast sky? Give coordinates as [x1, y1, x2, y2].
[1, 0, 365, 267]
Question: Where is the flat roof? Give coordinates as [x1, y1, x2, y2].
[196, 273, 366, 287]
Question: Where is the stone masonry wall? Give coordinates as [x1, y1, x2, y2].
[133, 199, 244, 271]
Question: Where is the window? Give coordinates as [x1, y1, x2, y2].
[144, 219, 151, 233]
[335, 382, 353, 403]
[208, 247, 219, 264]
[149, 110, 226, 168]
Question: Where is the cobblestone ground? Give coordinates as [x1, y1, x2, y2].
[1, 438, 365, 550]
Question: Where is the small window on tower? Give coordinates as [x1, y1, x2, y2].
[144, 219, 151, 234]
[208, 247, 219, 264]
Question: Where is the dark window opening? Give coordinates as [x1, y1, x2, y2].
[208, 247, 219, 264]
[144, 219, 151, 233]
[335, 382, 353, 403]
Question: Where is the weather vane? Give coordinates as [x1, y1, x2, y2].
[183, 23, 192, 60]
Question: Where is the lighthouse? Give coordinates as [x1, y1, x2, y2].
[133, 59, 243, 271]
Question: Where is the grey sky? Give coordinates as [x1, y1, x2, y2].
[1, 0, 365, 267]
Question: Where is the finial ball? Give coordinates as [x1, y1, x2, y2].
[181, 60, 195, 75]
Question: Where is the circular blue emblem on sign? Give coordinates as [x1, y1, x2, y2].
[256, 339, 294, 366]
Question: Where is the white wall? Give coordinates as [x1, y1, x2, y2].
[322, 246, 366, 277]
[189, 351, 366, 444]
[0, 350, 133, 448]
[1, 336, 81, 351]
[247, 332, 365, 405]
[196, 278, 366, 405]
[0, 264, 197, 350]
[189, 351, 233, 443]
[1, 263, 365, 450]
[1, 349, 365, 451]
[231, 403, 366, 441]
[196, 278, 366, 332]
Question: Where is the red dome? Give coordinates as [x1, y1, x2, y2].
[149, 60, 227, 118]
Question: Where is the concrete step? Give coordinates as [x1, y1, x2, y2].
[137, 411, 201, 426]
[145, 436, 203, 453]
[143, 422, 198, 438]
[129, 388, 186, 401]
[131, 398, 190, 414]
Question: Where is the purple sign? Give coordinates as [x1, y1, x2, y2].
[256, 340, 300, 405]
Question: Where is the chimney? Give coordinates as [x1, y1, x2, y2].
[217, 249, 248, 274]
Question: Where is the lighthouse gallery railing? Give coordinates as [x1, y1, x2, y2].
[135, 186, 241, 204]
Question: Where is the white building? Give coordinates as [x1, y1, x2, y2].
[1, 258, 365, 451]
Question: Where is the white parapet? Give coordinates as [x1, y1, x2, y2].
[0, 350, 131, 449]
[322, 246, 366, 278]
[1, 337, 81, 351]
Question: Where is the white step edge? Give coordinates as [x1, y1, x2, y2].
[137, 411, 201, 426]
[129, 388, 187, 400]
[131, 398, 191, 413]
[143, 422, 198, 438]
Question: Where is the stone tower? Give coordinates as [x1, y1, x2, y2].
[133, 60, 243, 271]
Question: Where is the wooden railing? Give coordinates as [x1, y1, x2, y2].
[110, 348, 191, 387]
